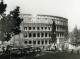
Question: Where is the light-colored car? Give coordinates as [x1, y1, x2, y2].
[30, 47, 41, 53]
[10, 48, 22, 55]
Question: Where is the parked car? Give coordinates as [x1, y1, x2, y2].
[30, 47, 41, 53]
[22, 47, 31, 54]
[10, 48, 22, 55]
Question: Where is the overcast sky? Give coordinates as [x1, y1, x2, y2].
[3, 0, 80, 32]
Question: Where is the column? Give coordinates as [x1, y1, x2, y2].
[27, 40, 29, 45]
[47, 33, 48, 38]
[36, 33, 37, 38]
[36, 41, 38, 45]
[56, 26, 57, 31]
[58, 26, 60, 31]
[57, 38, 59, 44]
[40, 40, 42, 45]
[31, 33, 33, 38]
[58, 33, 60, 38]
[32, 40, 33, 46]
[47, 40, 49, 45]
[44, 32, 45, 38]
[27, 33, 29, 38]
[40, 32, 41, 38]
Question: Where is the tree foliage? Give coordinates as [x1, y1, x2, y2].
[70, 26, 80, 45]
[51, 20, 56, 43]
[73, 26, 80, 44]
[4, 7, 23, 41]
[0, 1, 23, 42]
[64, 26, 69, 41]
[0, 1, 7, 41]
[10, 6, 23, 35]
[0, 1, 7, 14]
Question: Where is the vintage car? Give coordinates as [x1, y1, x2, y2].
[22, 47, 31, 54]
[10, 48, 22, 55]
[30, 47, 41, 53]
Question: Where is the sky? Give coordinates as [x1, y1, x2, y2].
[3, 0, 80, 32]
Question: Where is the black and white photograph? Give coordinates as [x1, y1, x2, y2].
[0, 0, 80, 59]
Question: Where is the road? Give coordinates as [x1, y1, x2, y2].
[1, 51, 80, 59]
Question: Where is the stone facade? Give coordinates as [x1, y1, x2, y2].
[18, 14, 68, 47]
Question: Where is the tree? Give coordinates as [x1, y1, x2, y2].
[0, 0, 7, 14]
[0, 1, 7, 42]
[4, 6, 23, 41]
[51, 20, 56, 44]
[0, 1, 23, 42]
[70, 26, 80, 45]
[64, 26, 68, 41]
[73, 26, 80, 44]
[50, 20, 57, 50]
[10, 6, 23, 35]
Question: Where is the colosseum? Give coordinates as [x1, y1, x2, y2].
[17, 14, 68, 48]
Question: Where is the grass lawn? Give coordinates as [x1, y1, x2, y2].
[24, 52, 80, 59]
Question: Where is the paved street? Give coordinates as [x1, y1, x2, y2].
[10, 51, 80, 59]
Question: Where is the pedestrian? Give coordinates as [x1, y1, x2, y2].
[2, 46, 5, 53]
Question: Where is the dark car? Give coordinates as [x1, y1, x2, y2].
[22, 47, 31, 54]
